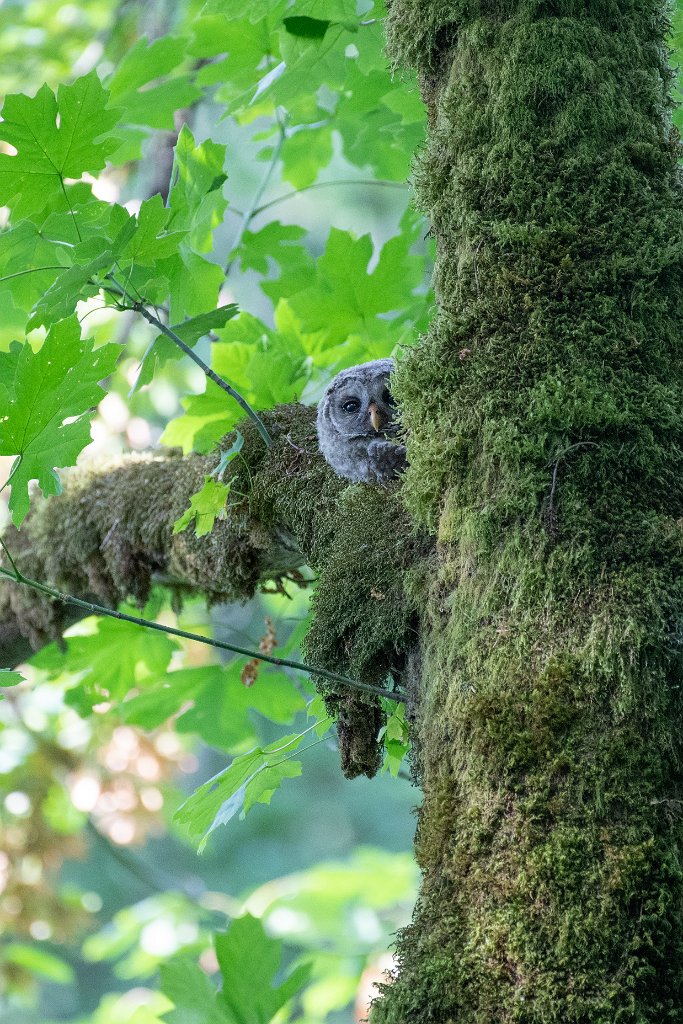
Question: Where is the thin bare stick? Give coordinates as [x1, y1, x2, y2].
[224, 112, 288, 276]
[103, 276, 273, 449]
[0, 565, 402, 702]
[252, 179, 408, 219]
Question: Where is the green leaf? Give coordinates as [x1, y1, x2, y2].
[215, 915, 311, 1024]
[283, 16, 331, 38]
[171, 308, 241, 347]
[160, 387, 232, 455]
[137, 304, 239, 389]
[175, 732, 307, 850]
[379, 702, 410, 776]
[0, 669, 23, 698]
[119, 194, 185, 267]
[191, 13, 286, 107]
[280, 125, 334, 188]
[33, 615, 178, 712]
[160, 312, 311, 453]
[0, 222, 69, 316]
[167, 125, 228, 253]
[160, 956, 229, 1024]
[2, 943, 74, 984]
[237, 222, 308, 276]
[151, 126, 230, 321]
[0, 318, 118, 526]
[161, 247, 226, 322]
[27, 251, 114, 330]
[121, 661, 305, 752]
[40, 194, 131, 253]
[285, 217, 426, 348]
[107, 36, 201, 133]
[173, 475, 233, 538]
[0, 71, 119, 218]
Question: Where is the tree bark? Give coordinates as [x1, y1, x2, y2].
[370, 1, 683, 1020]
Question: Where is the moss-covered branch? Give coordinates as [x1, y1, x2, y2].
[371, 1, 683, 1020]
[0, 403, 429, 776]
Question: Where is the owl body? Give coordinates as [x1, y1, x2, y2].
[316, 358, 406, 484]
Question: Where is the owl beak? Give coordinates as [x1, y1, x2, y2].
[368, 402, 382, 432]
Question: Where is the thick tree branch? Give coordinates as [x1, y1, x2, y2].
[0, 404, 426, 769]
[0, 405, 318, 663]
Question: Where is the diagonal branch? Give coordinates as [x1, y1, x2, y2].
[0, 564, 400, 701]
[102, 275, 274, 449]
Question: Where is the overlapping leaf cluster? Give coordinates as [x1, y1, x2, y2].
[0, 1, 427, 1019]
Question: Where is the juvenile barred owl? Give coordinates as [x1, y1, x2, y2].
[316, 358, 406, 484]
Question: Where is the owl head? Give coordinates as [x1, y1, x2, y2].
[316, 358, 404, 484]
[317, 358, 397, 442]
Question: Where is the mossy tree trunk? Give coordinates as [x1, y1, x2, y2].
[374, 1, 683, 1020]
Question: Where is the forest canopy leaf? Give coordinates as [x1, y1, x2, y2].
[2, 944, 74, 985]
[160, 956, 229, 1024]
[0, 318, 118, 526]
[107, 35, 201, 132]
[138, 304, 239, 388]
[27, 251, 114, 330]
[0, 670, 23, 696]
[175, 732, 306, 849]
[0, 71, 119, 218]
[283, 16, 331, 38]
[215, 915, 311, 1024]
[32, 615, 179, 712]
[167, 126, 228, 253]
[121, 662, 305, 753]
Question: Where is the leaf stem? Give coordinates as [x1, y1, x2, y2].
[0, 267, 67, 284]
[252, 179, 408, 218]
[103, 276, 273, 449]
[0, 565, 402, 702]
[224, 111, 288, 276]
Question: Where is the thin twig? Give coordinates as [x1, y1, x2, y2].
[224, 111, 289, 276]
[252, 178, 408, 219]
[103, 276, 273, 449]
[544, 441, 599, 537]
[0, 565, 402, 702]
[0, 267, 67, 284]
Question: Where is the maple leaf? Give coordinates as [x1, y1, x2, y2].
[0, 318, 118, 526]
[0, 71, 119, 218]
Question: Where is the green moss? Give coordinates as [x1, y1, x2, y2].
[0, 403, 429, 779]
[372, 1, 683, 1020]
[241, 406, 432, 777]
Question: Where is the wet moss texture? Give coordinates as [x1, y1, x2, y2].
[0, 405, 426, 777]
[371, 1, 683, 1021]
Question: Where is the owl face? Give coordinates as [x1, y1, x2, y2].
[317, 358, 405, 485]
[319, 358, 398, 441]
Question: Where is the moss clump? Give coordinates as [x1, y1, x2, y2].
[372, 1, 683, 1021]
[0, 403, 430, 779]
[241, 406, 433, 778]
[302, 483, 431, 776]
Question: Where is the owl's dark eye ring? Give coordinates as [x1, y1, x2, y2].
[342, 399, 360, 413]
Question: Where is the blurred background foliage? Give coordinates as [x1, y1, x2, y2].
[0, 0, 430, 1021]
[2, 0, 683, 1020]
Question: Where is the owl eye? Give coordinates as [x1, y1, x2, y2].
[341, 398, 360, 413]
[382, 388, 395, 406]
